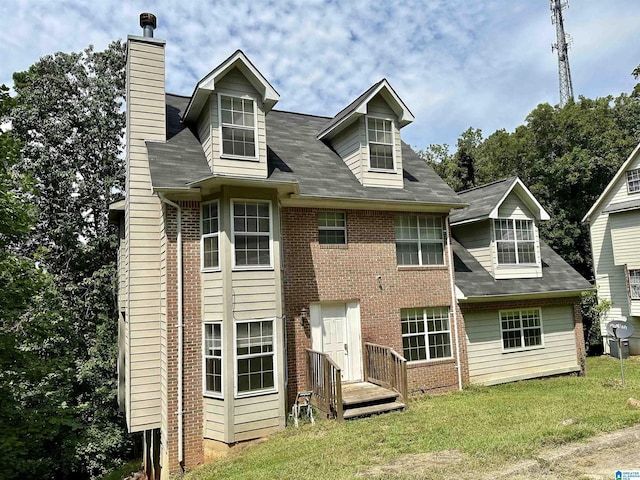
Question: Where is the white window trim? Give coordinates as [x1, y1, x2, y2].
[401, 307, 453, 363]
[231, 198, 274, 270]
[629, 269, 640, 300]
[396, 214, 446, 267]
[233, 318, 277, 398]
[499, 308, 545, 353]
[203, 322, 223, 399]
[366, 115, 396, 173]
[318, 211, 347, 245]
[201, 200, 221, 272]
[218, 92, 259, 162]
[627, 168, 640, 195]
[493, 218, 538, 267]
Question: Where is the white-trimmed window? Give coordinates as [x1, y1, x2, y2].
[500, 309, 543, 351]
[236, 319, 275, 394]
[630, 269, 640, 300]
[204, 323, 222, 396]
[367, 117, 394, 171]
[219, 94, 257, 159]
[318, 212, 346, 245]
[401, 307, 452, 361]
[494, 219, 536, 265]
[395, 215, 445, 266]
[201, 202, 219, 270]
[232, 200, 272, 268]
[628, 169, 640, 194]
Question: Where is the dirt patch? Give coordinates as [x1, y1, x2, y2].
[355, 425, 640, 479]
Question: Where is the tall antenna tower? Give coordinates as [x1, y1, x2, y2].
[550, 0, 574, 106]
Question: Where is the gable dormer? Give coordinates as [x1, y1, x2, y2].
[451, 177, 550, 280]
[183, 50, 279, 179]
[317, 79, 414, 189]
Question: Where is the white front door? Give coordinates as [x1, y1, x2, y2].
[310, 302, 362, 382]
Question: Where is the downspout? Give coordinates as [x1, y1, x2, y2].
[159, 194, 184, 467]
[446, 216, 463, 391]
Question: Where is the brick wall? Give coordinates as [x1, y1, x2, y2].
[165, 201, 204, 472]
[282, 208, 468, 405]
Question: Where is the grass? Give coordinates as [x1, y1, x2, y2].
[98, 459, 142, 480]
[186, 356, 640, 480]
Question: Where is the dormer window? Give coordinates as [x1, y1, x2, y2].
[367, 117, 394, 171]
[494, 219, 536, 265]
[220, 95, 257, 159]
[627, 168, 640, 194]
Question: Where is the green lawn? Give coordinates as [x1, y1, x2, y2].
[186, 356, 640, 480]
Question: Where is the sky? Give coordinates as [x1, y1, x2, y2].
[1, 0, 638, 151]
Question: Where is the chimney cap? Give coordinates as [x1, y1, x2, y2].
[140, 12, 157, 30]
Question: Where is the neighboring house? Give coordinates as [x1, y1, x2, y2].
[450, 178, 590, 385]
[583, 143, 640, 354]
[111, 17, 589, 480]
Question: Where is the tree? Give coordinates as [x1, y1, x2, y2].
[6, 40, 130, 479]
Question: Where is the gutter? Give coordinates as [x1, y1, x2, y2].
[446, 216, 463, 391]
[159, 194, 184, 468]
[456, 288, 592, 304]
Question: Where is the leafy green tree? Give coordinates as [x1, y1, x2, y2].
[6, 40, 130, 479]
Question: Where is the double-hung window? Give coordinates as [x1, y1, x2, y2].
[401, 307, 452, 361]
[204, 323, 222, 396]
[318, 212, 346, 245]
[494, 218, 536, 265]
[628, 169, 640, 194]
[201, 202, 219, 270]
[500, 309, 543, 351]
[220, 95, 257, 159]
[629, 269, 640, 300]
[367, 117, 394, 171]
[236, 320, 275, 394]
[232, 200, 271, 268]
[395, 215, 445, 266]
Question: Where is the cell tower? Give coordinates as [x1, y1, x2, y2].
[550, 0, 574, 106]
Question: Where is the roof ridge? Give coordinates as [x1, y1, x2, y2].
[457, 176, 517, 194]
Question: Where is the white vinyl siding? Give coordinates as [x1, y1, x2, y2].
[318, 211, 346, 245]
[232, 200, 272, 269]
[395, 215, 445, 266]
[466, 305, 580, 385]
[401, 307, 452, 361]
[204, 323, 223, 396]
[201, 201, 220, 270]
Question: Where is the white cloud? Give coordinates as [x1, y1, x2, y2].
[1, 0, 638, 150]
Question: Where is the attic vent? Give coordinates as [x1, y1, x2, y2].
[139, 13, 157, 38]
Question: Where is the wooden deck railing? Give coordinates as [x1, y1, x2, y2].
[363, 342, 408, 402]
[306, 349, 343, 421]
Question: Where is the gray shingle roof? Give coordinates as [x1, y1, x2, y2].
[453, 238, 591, 299]
[147, 95, 463, 206]
[147, 94, 211, 189]
[449, 177, 517, 224]
[602, 198, 640, 214]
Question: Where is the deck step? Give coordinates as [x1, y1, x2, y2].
[343, 401, 406, 419]
[342, 382, 400, 406]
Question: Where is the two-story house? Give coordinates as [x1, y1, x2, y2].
[112, 15, 590, 480]
[583, 143, 640, 354]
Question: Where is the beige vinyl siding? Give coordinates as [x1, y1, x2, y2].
[452, 220, 493, 274]
[332, 119, 364, 184]
[363, 94, 403, 189]
[197, 97, 213, 169]
[159, 204, 169, 444]
[125, 37, 165, 432]
[609, 211, 640, 266]
[210, 68, 267, 178]
[230, 270, 277, 319]
[204, 397, 225, 441]
[493, 193, 542, 279]
[203, 272, 224, 322]
[608, 153, 640, 204]
[233, 393, 283, 442]
[466, 305, 580, 385]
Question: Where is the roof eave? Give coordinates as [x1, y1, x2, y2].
[281, 194, 466, 212]
[456, 287, 592, 303]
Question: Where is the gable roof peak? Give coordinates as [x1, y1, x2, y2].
[317, 78, 414, 140]
[183, 49, 280, 123]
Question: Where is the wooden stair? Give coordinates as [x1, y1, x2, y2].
[342, 382, 405, 420]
